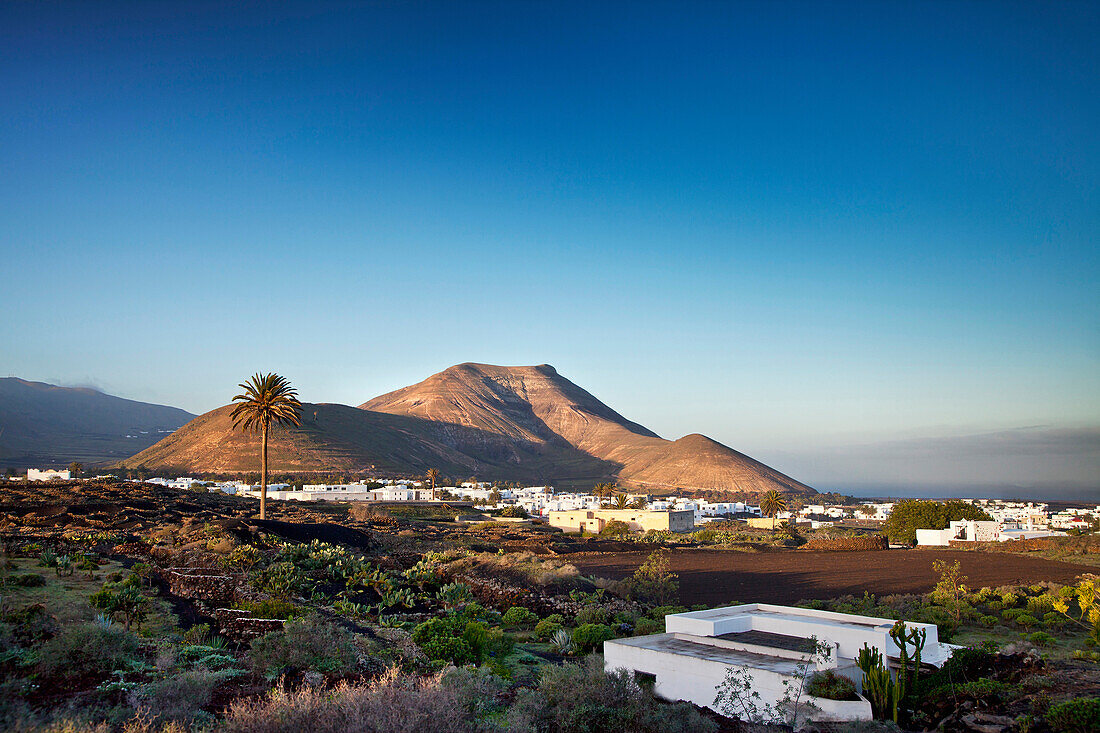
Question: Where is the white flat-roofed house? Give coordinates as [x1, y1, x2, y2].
[27, 468, 70, 481]
[604, 603, 957, 722]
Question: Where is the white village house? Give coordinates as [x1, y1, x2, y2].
[604, 603, 957, 722]
[27, 468, 70, 481]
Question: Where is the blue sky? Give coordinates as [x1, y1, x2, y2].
[1, 2, 1097, 498]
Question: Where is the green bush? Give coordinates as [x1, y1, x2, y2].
[575, 605, 612, 627]
[534, 619, 563, 641]
[239, 598, 302, 619]
[247, 616, 359, 679]
[979, 615, 998, 628]
[35, 623, 140, 682]
[1016, 614, 1040, 630]
[1001, 608, 1022, 621]
[806, 670, 858, 701]
[10, 573, 46, 587]
[502, 606, 538, 629]
[131, 668, 238, 724]
[1047, 697, 1100, 733]
[412, 617, 475, 665]
[572, 623, 614, 652]
[1028, 632, 1055, 646]
[506, 656, 715, 733]
[634, 618, 662, 635]
[599, 520, 632, 538]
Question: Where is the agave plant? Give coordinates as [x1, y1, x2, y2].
[93, 612, 114, 629]
[549, 628, 577, 656]
[54, 554, 73, 577]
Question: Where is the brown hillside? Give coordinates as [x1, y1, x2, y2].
[118, 401, 618, 481]
[361, 363, 815, 495]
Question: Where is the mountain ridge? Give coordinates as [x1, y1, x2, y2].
[119, 363, 814, 495]
[0, 378, 195, 468]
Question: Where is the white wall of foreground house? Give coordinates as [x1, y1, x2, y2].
[603, 634, 872, 721]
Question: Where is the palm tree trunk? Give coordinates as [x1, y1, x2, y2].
[260, 423, 268, 520]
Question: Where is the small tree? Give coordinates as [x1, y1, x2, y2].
[426, 468, 440, 500]
[628, 547, 679, 605]
[931, 559, 970, 621]
[612, 493, 630, 510]
[714, 636, 829, 727]
[68, 462, 83, 478]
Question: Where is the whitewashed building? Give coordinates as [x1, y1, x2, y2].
[604, 604, 957, 722]
[27, 468, 70, 481]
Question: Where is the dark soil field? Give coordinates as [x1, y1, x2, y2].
[570, 547, 1093, 606]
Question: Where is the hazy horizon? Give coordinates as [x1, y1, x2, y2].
[2, 3, 1097, 500]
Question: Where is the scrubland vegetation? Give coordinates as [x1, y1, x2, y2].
[1, 480, 1097, 732]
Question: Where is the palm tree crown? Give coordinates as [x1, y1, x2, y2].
[231, 373, 302, 520]
[760, 489, 787, 519]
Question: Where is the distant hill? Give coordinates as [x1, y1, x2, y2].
[0, 378, 195, 469]
[121, 363, 814, 495]
[362, 363, 815, 495]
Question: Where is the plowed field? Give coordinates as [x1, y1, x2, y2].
[570, 548, 1090, 605]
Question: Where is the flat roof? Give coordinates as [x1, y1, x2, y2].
[717, 629, 817, 653]
[607, 633, 804, 674]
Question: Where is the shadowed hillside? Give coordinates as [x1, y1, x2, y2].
[0, 378, 195, 468]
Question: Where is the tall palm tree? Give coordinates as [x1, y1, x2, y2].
[426, 468, 440, 500]
[231, 373, 302, 520]
[592, 482, 614, 506]
[760, 489, 787, 529]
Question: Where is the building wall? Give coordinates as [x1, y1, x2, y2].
[548, 509, 694, 533]
[27, 469, 70, 481]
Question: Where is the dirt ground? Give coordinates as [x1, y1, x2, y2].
[570, 547, 1094, 605]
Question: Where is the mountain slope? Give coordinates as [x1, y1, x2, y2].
[361, 363, 815, 495]
[118, 401, 617, 480]
[0, 378, 195, 468]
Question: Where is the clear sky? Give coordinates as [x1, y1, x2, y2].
[2, 1, 1097, 499]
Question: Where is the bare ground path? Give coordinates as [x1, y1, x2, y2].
[569, 548, 1092, 606]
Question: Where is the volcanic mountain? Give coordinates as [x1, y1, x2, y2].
[0, 378, 195, 469]
[361, 363, 814, 495]
[121, 363, 814, 495]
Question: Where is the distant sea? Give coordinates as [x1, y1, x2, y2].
[839, 485, 1100, 504]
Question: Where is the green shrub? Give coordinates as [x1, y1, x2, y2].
[1028, 632, 1055, 646]
[599, 520, 632, 538]
[10, 573, 46, 587]
[534, 619, 563, 641]
[1016, 614, 1040, 630]
[506, 656, 715, 733]
[35, 623, 140, 682]
[239, 598, 302, 619]
[647, 604, 687, 619]
[572, 623, 614, 652]
[575, 605, 612, 626]
[412, 617, 475, 665]
[131, 668, 238, 724]
[1046, 697, 1100, 733]
[806, 670, 858, 701]
[1027, 596, 1054, 615]
[247, 616, 359, 679]
[502, 606, 538, 629]
[249, 561, 309, 599]
[1044, 612, 1067, 628]
[634, 618, 662, 635]
[1001, 608, 1022, 621]
[979, 615, 998, 628]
